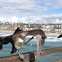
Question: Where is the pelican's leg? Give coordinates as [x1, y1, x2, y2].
[39, 38, 45, 56]
[17, 50, 24, 61]
[35, 35, 43, 61]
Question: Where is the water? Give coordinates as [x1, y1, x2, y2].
[0, 32, 62, 62]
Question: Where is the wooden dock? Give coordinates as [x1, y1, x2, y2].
[0, 47, 62, 62]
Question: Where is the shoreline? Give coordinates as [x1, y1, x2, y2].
[0, 30, 61, 36]
[0, 30, 14, 33]
[46, 33, 61, 37]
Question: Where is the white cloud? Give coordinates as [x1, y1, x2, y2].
[0, 0, 48, 16]
[19, 14, 62, 24]
[0, 0, 62, 24]
[52, 19, 62, 24]
[0, 13, 61, 24]
[42, 0, 62, 9]
[7, 16, 19, 23]
[0, 17, 5, 22]
[0, 0, 62, 16]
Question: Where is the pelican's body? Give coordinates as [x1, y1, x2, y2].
[15, 38, 24, 50]
[9, 29, 46, 61]
[0, 28, 46, 61]
[11, 29, 46, 50]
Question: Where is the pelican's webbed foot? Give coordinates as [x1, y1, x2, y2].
[17, 50, 24, 61]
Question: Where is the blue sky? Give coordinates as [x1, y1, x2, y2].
[0, 0, 62, 24]
[44, 8, 62, 14]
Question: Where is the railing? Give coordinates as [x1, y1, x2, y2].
[0, 47, 62, 62]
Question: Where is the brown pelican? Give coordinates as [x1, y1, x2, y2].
[0, 28, 46, 61]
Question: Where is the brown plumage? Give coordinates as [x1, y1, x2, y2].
[10, 29, 46, 61]
[0, 28, 46, 61]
